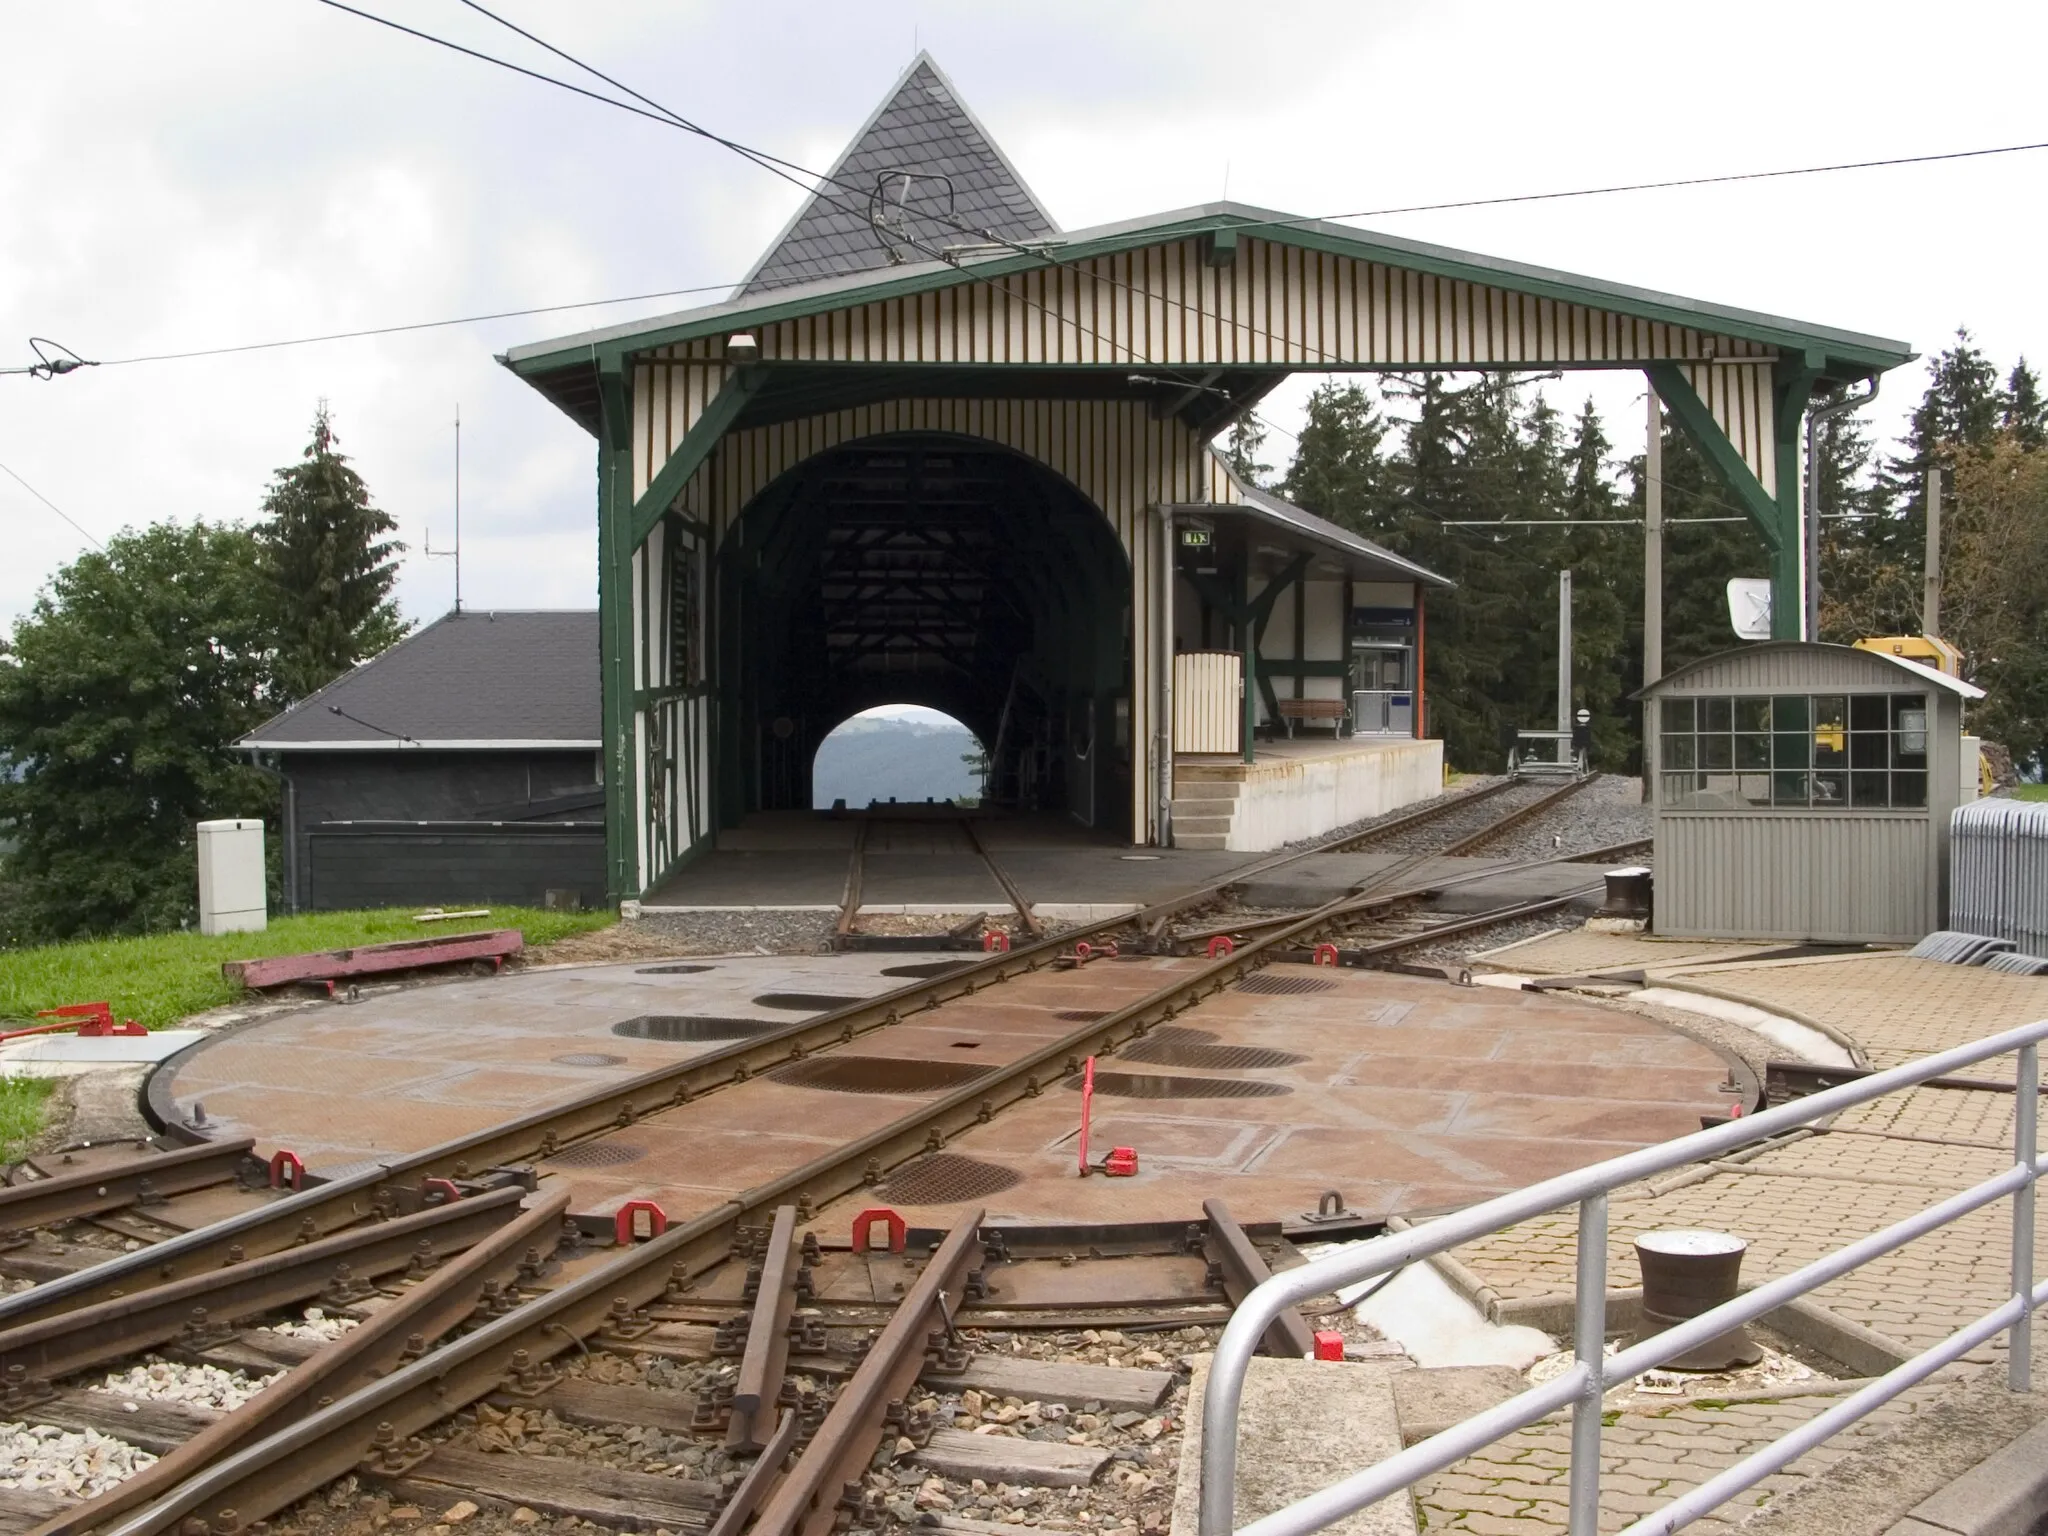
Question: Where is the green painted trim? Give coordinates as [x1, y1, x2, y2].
[507, 210, 1911, 378]
[1646, 363, 1782, 555]
[596, 361, 636, 901]
[628, 372, 758, 548]
[1767, 353, 1826, 641]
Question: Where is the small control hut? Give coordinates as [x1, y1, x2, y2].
[1640, 640, 1983, 943]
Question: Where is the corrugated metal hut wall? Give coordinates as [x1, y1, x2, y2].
[625, 380, 1235, 885]
[1647, 645, 1965, 943]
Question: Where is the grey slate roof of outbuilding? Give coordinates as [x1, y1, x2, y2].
[737, 52, 1058, 296]
[238, 610, 600, 750]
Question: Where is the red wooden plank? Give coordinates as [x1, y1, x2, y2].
[224, 929, 524, 989]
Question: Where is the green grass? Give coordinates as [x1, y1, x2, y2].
[2013, 783, 2048, 802]
[0, 1076, 56, 1162]
[0, 907, 614, 1032]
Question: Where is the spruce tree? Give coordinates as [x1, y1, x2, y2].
[2003, 359, 2047, 451]
[257, 404, 407, 700]
[1221, 415, 1272, 488]
[1280, 383, 1390, 531]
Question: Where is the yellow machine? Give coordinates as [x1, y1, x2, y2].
[1853, 635, 1997, 794]
[1853, 634, 1964, 677]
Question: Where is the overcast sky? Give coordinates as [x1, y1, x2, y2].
[4, 1, 2043, 635]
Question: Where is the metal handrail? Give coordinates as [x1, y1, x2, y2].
[1200, 1017, 2048, 1536]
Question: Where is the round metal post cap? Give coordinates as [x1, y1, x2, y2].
[1636, 1229, 1747, 1258]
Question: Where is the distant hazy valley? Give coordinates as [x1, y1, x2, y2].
[812, 713, 982, 809]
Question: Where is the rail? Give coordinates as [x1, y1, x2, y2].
[1200, 1017, 2048, 1536]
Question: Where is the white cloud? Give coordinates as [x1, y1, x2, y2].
[4, 0, 2043, 634]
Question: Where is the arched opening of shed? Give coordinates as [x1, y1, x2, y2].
[719, 433, 1131, 831]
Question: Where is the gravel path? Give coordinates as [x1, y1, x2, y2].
[629, 908, 839, 955]
[1477, 773, 1650, 862]
[1275, 776, 1507, 853]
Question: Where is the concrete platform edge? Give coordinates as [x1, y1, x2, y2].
[1740, 1372, 2048, 1536]
[1886, 1410, 2048, 1536]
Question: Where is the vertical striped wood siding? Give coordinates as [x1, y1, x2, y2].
[633, 234, 1780, 492]
[628, 515, 712, 892]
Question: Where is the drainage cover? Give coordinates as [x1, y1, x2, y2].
[613, 1015, 779, 1042]
[1236, 974, 1340, 996]
[552, 1052, 628, 1067]
[768, 1057, 996, 1095]
[880, 1153, 1024, 1205]
[1055, 1009, 1110, 1022]
[882, 961, 978, 980]
[754, 992, 868, 1011]
[1064, 1071, 1292, 1100]
[637, 963, 715, 975]
[547, 1142, 647, 1168]
[1120, 1025, 1307, 1071]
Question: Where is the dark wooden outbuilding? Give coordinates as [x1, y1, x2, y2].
[237, 610, 604, 912]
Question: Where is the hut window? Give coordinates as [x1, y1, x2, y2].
[1661, 693, 1928, 810]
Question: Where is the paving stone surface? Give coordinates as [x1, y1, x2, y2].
[1410, 940, 2048, 1532]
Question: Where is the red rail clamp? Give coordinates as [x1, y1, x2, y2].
[851, 1207, 907, 1254]
[615, 1200, 668, 1244]
[982, 931, 1010, 953]
[268, 1149, 306, 1191]
[1206, 935, 1235, 959]
[420, 1177, 464, 1205]
[1102, 1146, 1139, 1177]
[1312, 943, 1340, 967]
[1313, 1330, 1345, 1361]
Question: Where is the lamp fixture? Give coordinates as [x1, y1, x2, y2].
[725, 332, 760, 363]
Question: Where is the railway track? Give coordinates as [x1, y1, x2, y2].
[831, 815, 1045, 950]
[0, 772, 1648, 1536]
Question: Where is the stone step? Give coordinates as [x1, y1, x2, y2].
[1172, 779, 1244, 800]
[1173, 832, 1232, 851]
[1171, 815, 1236, 837]
[1171, 1354, 1413, 1536]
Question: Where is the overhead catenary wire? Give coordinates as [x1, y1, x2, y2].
[0, 457, 104, 549]
[304, 1, 2031, 385]
[76, 5, 2022, 387]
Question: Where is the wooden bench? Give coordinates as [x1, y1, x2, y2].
[1275, 697, 1347, 738]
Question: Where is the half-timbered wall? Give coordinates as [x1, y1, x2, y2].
[627, 514, 713, 891]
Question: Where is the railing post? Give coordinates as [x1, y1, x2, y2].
[1569, 1193, 1609, 1536]
[2013, 1043, 2038, 1393]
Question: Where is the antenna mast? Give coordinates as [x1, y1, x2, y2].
[453, 405, 462, 613]
[425, 405, 463, 613]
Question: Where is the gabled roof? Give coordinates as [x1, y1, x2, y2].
[505, 199, 1915, 392]
[239, 610, 601, 751]
[1191, 471, 1453, 589]
[1635, 640, 1985, 701]
[736, 52, 1058, 297]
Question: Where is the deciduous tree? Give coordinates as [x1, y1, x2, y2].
[0, 523, 276, 940]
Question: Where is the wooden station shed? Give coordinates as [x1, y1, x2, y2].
[1640, 641, 1984, 943]
[500, 53, 1915, 902]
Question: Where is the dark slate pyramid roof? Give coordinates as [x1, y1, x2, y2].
[738, 53, 1058, 296]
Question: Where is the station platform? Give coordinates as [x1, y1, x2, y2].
[1173, 734, 1443, 851]
[640, 811, 1262, 916]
